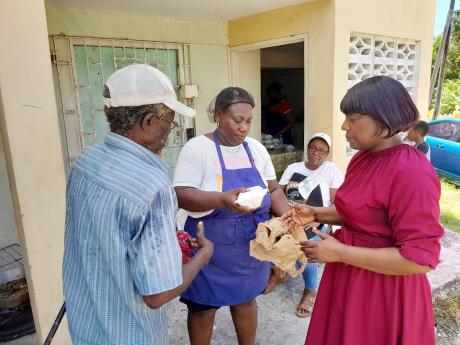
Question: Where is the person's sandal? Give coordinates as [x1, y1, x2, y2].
[295, 294, 316, 318]
[263, 267, 287, 294]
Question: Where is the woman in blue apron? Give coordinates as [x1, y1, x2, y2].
[173, 87, 289, 345]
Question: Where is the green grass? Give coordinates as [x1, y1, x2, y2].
[434, 290, 460, 341]
[440, 179, 460, 233]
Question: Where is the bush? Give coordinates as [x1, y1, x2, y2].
[431, 79, 460, 115]
[439, 79, 460, 115]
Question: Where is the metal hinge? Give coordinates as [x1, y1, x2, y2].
[50, 52, 57, 64]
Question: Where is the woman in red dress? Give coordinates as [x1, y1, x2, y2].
[282, 76, 444, 345]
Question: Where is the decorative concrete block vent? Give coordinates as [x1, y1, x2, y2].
[346, 33, 420, 158]
[348, 33, 420, 100]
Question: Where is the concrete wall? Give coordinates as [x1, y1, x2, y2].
[228, 0, 337, 164]
[0, 0, 69, 343]
[228, 0, 435, 171]
[231, 49, 262, 140]
[45, 6, 230, 136]
[332, 0, 436, 147]
[189, 44, 230, 135]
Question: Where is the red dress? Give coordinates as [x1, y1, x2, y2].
[305, 145, 444, 345]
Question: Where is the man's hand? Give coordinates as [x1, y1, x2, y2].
[142, 221, 213, 309]
[281, 203, 316, 227]
[221, 188, 256, 213]
[194, 221, 213, 264]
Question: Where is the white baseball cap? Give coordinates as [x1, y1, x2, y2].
[309, 132, 332, 148]
[103, 64, 196, 118]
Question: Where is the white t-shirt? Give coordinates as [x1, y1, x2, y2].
[279, 161, 344, 207]
[173, 135, 276, 218]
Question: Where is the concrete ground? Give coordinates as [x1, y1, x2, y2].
[0, 335, 36, 345]
[167, 271, 311, 345]
[1, 273, 311, 345]
[428, 229, 460, 294]
[3, 230, 459, 345]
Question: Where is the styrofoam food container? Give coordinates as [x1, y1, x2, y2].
[235, 186, 267, 209]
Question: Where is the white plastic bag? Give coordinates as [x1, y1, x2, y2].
[235, 186, 268, 209]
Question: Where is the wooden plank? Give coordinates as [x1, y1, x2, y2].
[88, 63, 104, 110]
[54, 37, 71, 63]
[64, 113, 83, 159]
[101, 47, 115, 82]
[86, 46, 101, 65]
[73, 45, 89, 87]
[57, 64, 77, 112]
[77, 87, 94, 135]
[94, 110, 109, 143]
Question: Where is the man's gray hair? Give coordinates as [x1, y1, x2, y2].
[103, 85, 172, 134]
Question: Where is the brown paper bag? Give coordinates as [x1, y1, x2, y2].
[250, 218, 308, 277]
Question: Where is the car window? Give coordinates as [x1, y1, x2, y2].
[428, 122, 460, 141]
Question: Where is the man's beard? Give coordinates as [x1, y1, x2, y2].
[151, 134, 169, 154]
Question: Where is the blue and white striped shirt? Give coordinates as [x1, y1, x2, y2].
[63, 132, 182, 345]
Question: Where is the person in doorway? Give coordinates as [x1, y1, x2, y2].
[278, 132, 344, 317]
[281, 76, 444, 345]
[173, 87, 289, 345]
[63, 64, 213, 345]
[407, 120, 431, 160]
[264, 82, 295, 144]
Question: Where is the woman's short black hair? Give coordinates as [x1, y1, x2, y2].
[207, 87, 255, 122]
[340, 76, 419, 137]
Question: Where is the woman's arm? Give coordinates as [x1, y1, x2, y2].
[313, 205, 343, 225]
[281, 203, 343, 226]
[267, 180, 289, 216]
[175, 186, 253, 213]
[302, 230, 431, 275]
[329, 188, 338, 205]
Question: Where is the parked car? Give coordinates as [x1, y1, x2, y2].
[426, 119, 460, 184]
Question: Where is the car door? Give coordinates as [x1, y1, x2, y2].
[427, 121, 460, 179]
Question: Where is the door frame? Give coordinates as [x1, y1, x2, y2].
[229, 33, 309, 147]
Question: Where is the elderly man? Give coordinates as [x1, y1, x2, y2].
[63, 64, 213, 345]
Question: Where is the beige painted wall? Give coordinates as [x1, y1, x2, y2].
[189, 44, 230, 135]
[231, 50, 262, 140]
[229, 0, 435, 171]
[228, 0, 337, 164]
[0, 0, 69, 343]
[46, 6, 230, 136]
[332, 0, 436, 151]
[46, 6, 228, 45]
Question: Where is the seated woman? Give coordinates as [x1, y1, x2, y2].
[173, 87, 289, 345]
[278, 132, 344, 317]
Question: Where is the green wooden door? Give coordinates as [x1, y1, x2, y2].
[72, 44, 184, 178]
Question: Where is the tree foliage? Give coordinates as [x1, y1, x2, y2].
[431, 11, 460, 113]
[432, 11, 460, 81]
[440, 79, 460, 114]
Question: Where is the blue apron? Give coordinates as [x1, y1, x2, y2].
[181, 131, 272, 306]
